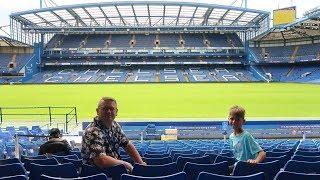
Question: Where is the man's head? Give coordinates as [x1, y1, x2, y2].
[228, 105, 246, 131]
[96, 97, 118, 126]
[49, 128, 61, 139]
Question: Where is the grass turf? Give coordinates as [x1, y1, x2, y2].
[0, 83, 320, 121]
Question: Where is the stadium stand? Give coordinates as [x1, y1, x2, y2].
[1, 2, 320, 180]
[1, 124, 320, 180]
[251, 43, 320, 63]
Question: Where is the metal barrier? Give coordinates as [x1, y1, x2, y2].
[0, 106, 78, 133]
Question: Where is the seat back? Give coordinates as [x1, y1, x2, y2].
[283, 160, 320, 174]
[176, 155, 211, 171]
[214, 155, 237, 166]
[29, 162, 78, 180]
[143, 153, 170, 158]
[263, 155, 287, 167]
[121, 172, 187, 180]
[266, 151, 288, 157]
[0, 175, 27, 180]
[144, 157, 172, 165]
[183, 161, 229, 180]
[233, 160, 280, 180]
[173, 153, 201, 162]
[295, 150, 320, 156]
[0, 163, 27, 178]
[40, 173, 108, 180]
[196, 150, 219, 156]
[80, 163, 127, 180]
[0, 158, 21, 165]
[63, 158, 83, 171]
[197, 172, 264, 180]
[274, 171, 320, 180]
[291, 155, 320, 162]
[24, 157, 59, 171]
[132, 162, 178, 177]
[20, 154, 46, 163]
[53, 154, 79, 163]
[170, 150, 193, 158]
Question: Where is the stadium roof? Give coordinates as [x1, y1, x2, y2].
[0, 35, 31, 47]
[251, 7, 320, 42]
[10, 1, 269, 32]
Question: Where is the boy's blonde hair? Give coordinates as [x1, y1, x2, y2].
[229, 105, 245, 120]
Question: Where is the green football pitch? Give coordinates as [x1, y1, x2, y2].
[0, 83, 320, 121]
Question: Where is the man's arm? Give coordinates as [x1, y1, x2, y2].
[93, 154, 133, 172]
[124, 142, 145, 165]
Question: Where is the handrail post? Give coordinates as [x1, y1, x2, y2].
[15, 134, 20, 158]
[74, 107, 78, 125]
[65, 114, 68, 134]
[49, 106, 52, 126]
[0, 107, 2, 124]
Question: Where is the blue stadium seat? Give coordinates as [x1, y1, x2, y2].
[220, 149, 234, 157]
[144, 157, 172, 165]
[121, 156, 134, 165]
[63, 158, 83, 171]
[274, 171, 320, 180]
[197, 172, 264, 180]
[143, 153, 170, 158]
[53, 154, 79, 163]
[121, 172, 187, 180]
[20, 154, 47, 163]
[70, 151, 81, 159]
[29, 162, 78, 180]
[0, 158, 21, 165]
[291, 155, 320, 162]
[183, 161, 229, 180]
[170, 150, 193, 158]
[283, 160, 320, 174]
[176, 155, 211, 171]
[233, 160, 281, 180]
[0, 175, 27, 180]
[172, 153, 201, 162]
[295, 150, 320, 156]
[40, 173, 108, 180]
[204, 152, 219, 162]
[266, 151, 289, 157]
[263, 155, 287, 167]
[214, 155, 237, 166]
[24, 157, 59, 171]
[132, 162, 178, 177]
[80, 163, 127, 180]
[196, 149, 219, 156]
[297, 148, 319, 152]
[0, 163, 27, 178]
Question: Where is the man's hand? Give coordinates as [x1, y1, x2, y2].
[247, 159, 258, 165]
[122, 161, 133, 173]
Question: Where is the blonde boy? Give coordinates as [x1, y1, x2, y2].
[229, 105, 266, 164]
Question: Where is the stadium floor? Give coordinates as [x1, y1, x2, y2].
[0, 82, 320, 121]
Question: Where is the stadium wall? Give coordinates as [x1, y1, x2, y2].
[21, 43, 41, 82]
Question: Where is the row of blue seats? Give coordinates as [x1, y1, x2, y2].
[0, 139, 318, 180]
[1, 171, 319, 180]
[1, 158, 320, 180]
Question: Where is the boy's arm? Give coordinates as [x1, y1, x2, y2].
[247, 150, 266, 164]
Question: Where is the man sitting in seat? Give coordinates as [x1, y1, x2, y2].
[39, 128, 71, 155]
[81, 97, 145, 172]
